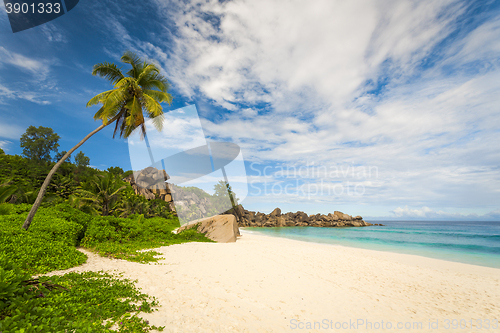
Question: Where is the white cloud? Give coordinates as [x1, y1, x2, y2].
[391, 206, 500, 221]
[0, 122, 23, 140]
[0, 47, 50, 76]
[40, 23, 67, 43]
[0, 82, 51, 105]
[0, 140, 11, 151]
[0, 47, 56, 105]
[105, 0, 500, 215]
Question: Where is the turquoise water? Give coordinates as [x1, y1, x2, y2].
[245, 221, 500, 269]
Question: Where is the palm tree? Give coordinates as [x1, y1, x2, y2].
[22, 51, 172, 230]
[77, 173, 126, 216]
[0, 182, 17, 203]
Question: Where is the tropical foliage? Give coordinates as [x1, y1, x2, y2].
[74, 150, 90, 168]
[0, 200, 213, 331]
[19, 125, 60, 163]
[87, 51, 172, 139]
[77, 173, 126, 216]
[23, 51, 172, 230]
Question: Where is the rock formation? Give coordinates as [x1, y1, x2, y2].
[177, 215, 240, 243]
[225, 205, 373, 227]
[123, 167, 234, 220]
[123, 167, 176, 211]
[124, 168, 373, 228]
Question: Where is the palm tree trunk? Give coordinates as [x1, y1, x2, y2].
[143, 132, 155, 165]
[22, 121, 113, 230]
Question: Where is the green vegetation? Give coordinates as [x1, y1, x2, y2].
[174, 180, 240, 220]
[74, 151, 90, 168]
[54, 150, 71, 163]
[77, 173, 127, 216]
[19, 125, 60, 163]
[23, 50, 172, 230]
[0, 52, 221, 331]
[0, 150, 214, 331]
[0, 200, 213, 331]
[0, 259, 166, 332]
[81, 214, 213, 263]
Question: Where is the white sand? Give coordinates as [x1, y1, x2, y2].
[45, 231, 500, 332]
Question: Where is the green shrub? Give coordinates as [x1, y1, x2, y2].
[9, 203, 32, 214]
[39, 203, 92, 244]
[0, 203, 13, 216]
[0, 256, 164, 332]
[0, 215, 87, 275]
[81, 214, 213, 263]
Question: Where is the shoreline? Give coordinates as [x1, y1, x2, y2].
[43, 231, 500, 332]
[241, 224, 500, 271]
[239, 229, 500, 278]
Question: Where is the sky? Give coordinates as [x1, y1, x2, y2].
[0, 0, 499, 220]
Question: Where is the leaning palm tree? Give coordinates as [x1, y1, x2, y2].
[22, 51, 172, 230]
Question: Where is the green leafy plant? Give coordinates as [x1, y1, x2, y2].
[0, 257, 164, 332]
[0, 182, 17, 203]
[77, 173, 127, 216]
[81, 214, 213, 263]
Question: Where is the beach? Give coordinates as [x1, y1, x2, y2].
[45, 230, 500, 332]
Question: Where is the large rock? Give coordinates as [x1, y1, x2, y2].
[177, 215, 240, 243]
[270, 207, 281, 217]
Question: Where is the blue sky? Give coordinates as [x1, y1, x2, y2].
[0, 0, 499, 220]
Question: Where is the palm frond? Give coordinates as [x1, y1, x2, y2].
[143, 89, 172, 104]
[142, 94, 165, 133]
[93, 106, 105, 120]
[0, 184, 17, 203]
[121, 51, 143, 79]
[99, 89, 128, 124]
[86, 89, 113, 107]
[137, 64, 159, 83]
[91, 62, 124, 85]
[121, 51, 142, 67]
[140, 72, 169, 92]
[114, 77, 135, 89]
[149, 113, 165, 132]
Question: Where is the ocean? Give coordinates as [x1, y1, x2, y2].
[245, 220, 500, 269]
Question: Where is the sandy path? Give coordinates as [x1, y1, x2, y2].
[44, 231, 500, 332]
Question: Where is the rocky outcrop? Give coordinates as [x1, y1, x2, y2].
[124, 168, 372, 229]
[123, 167, 231, 220]
[124, 167, 176, 211]
[177, 215, 240, 243]
[225, 205, 373, 228]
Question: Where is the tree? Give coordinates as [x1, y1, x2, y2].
[20, 126, 60, 163]
[77, 173, 126, 216]
[213, 180, 239, 204]
[74, 151, 90, 168]
[0, 148, 5, 155]
[212, 180, 239, 214]
[107, 166, 124, 177]
[54, 150, 71, 163]
[22, 51, 172, 230]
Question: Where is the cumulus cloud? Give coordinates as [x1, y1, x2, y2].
[104, 0, 500, 215]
